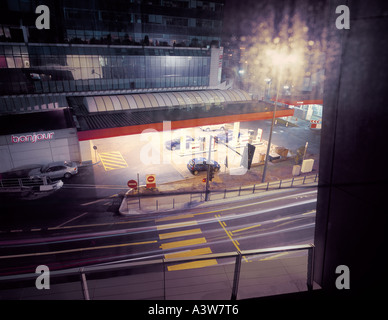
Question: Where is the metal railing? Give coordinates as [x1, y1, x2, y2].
[199, 172, 319, 202]
[0, 177, 48, 189]
[0, 243, 315, 300]
[0, 177, 63, 194]
[123, 173, 318, 213]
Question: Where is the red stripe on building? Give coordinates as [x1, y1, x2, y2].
[77, 109, 294, 141]
[271, 98, 323, 105]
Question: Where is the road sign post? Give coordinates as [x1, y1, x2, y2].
[205, 135, 212, 201]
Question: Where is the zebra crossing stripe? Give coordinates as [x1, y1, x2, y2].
[98, 151, 128, 171]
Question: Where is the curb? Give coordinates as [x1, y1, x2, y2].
[118, 179, 318, 216]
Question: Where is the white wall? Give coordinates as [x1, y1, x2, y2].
[0, 128, 81, 173]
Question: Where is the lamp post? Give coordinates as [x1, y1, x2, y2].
[261, 49, 301, 183]
[264, 78, 272, 100]
[261, 75, 282, 183]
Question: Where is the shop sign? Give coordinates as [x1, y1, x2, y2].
[11, 132, 54, 144]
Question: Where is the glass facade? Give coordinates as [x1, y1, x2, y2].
[0, 0, 225, 48]
[0, 43, 211, 95]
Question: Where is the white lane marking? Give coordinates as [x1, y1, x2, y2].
[54, 212, 90, 228]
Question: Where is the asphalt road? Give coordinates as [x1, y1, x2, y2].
[0, 187, 317, 277]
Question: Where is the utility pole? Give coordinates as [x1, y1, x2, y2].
[302, 141, 308, 162]
[262, 70, 282, 183]
[205, 135, 212, 201]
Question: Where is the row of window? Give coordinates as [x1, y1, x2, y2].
[0, 95, 67, 114]
[0, 75, 210, 95]
[22, 44, 210, 57]
[0, 43, 213, 96]
[64, 10, 221, 28]
[62, 0, 223, 13]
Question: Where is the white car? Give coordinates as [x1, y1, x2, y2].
[29, 161, 78, 180]
[199, 124, 228, 132]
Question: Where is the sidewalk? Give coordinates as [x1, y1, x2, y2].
[119, 162, 319, 215]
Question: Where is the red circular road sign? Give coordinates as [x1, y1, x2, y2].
[127, 179, 138, 189]
[147, 175, 155, 183]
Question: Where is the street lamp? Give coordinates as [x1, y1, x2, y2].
[264, 78, 272, 100]
[261, 49, 302, 183]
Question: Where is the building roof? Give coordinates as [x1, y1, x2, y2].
[75, 98, 295, 141]
[83, 89, 252, 112]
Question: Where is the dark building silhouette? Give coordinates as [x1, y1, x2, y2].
[0, 0, 224, 47]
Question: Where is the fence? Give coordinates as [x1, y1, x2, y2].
[0, 244, 315, 300]
[0, 177, 63, 193]
[198, 173, 318, 202]
[123, 173, 318, 213]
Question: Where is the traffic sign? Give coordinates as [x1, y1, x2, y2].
[127, 179, 138, 190]
[146, 174, 156, 188]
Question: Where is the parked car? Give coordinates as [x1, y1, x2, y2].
[199, 124, 227, 132]
[165, 136, 195, 150]
[187, 157, 221, 175]
[29, 161, 78, 180]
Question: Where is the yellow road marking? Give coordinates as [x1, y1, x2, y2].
[99, 153, 126, 160]
[167, 259, 218, 271]
[99, 160, 128, 167]
[159, 228, 202, 240]
[156, 214, 195, 223]
[159, 237, 207, 250]
[164, 247, 212, 259]
[99, 153, 126, 159]
[302, 210, 316, 215]
[99, 151, 124, 156]
[232, 224, 262, 234]
[99, 158, 128, 165]
[104, 165, 127, 171]
[99, 151, 123, 156]
[215, 214, 248, 262]
[0, 240, 157, 259]
[157, 220, 198, 231]
[98, 151, 128, 171]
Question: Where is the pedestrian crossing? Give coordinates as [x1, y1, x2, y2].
[156, 214, 218, 271]
[98, 151, 128, 171]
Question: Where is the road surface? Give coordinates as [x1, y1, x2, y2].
[0, 186, 316, 276]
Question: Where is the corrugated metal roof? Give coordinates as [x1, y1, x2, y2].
[83, 89, 252, 113]
[75, 99, 283, 132]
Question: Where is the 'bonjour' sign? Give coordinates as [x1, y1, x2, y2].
[11, 132, 54, 144]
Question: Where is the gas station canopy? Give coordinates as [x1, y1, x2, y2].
[83, 89, 252, 112]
